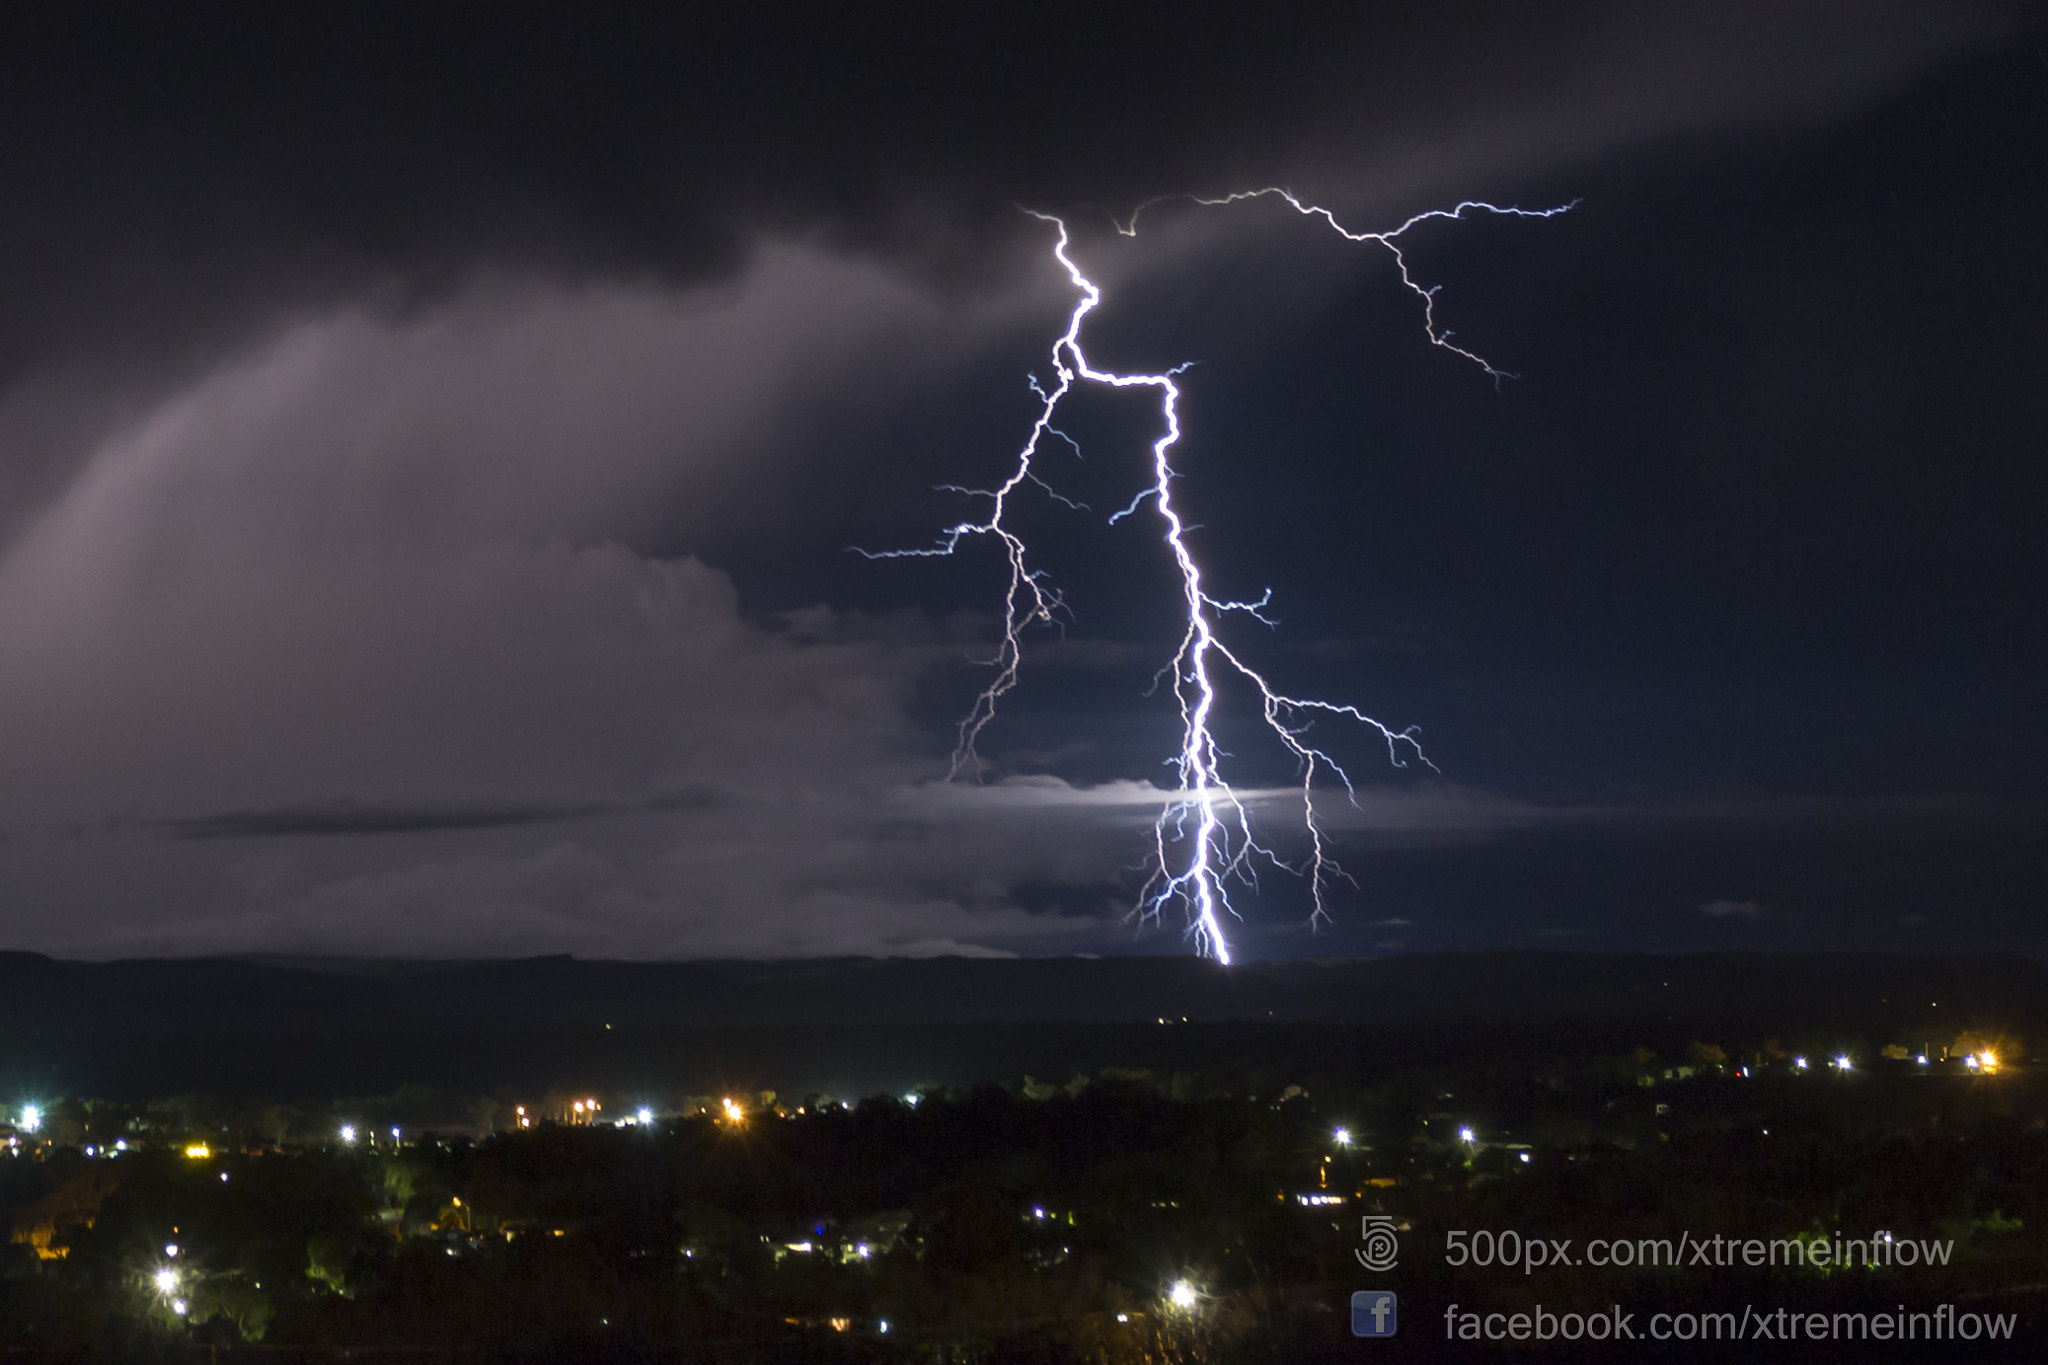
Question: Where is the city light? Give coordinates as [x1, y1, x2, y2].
[18, 1104, 39, 1134]
[339, 1124, 356, 1144]
[1459, 1127, 1475, 1144]
[1333, 1127, 1352, 1147]
[1794, 1057, 1808, 1070]
[165, 1244, 177, 1257]
[154, 1267, 177, 1294]
[722, 1097, 745, 1126]
[1966, 1055, 1981, 1070]
[184, 1143, 211, 1159]
[636, 1107, 653, 1126]
[171, 1299, 187, 1316]
[1167, 1279, 1199, 1311]
[1979, 1050, 2000, 1073]
[1834, 1055, 1853, 1071]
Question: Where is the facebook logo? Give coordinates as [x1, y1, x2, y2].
[1351, 1291, 1398, 1337]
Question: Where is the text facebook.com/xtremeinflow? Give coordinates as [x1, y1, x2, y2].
[1438, 1303, 2017, 1344]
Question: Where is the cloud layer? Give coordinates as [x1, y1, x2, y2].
[0, 3, 2034, 958]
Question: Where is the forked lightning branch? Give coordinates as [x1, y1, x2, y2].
[864, 189, 1569, 963]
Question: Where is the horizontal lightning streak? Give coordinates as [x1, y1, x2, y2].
[859, 188, 1569, 962]
[1123, 188, 1578, 385]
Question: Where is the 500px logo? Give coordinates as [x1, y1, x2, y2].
[1357, 1216, 1400, 1272]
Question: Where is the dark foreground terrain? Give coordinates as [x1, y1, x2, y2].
[3, 952, 2046, 1361]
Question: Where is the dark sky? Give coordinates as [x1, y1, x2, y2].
[0, 1, 2042, 960]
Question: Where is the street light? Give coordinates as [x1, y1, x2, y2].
[1167, 1279, 1198, 1311]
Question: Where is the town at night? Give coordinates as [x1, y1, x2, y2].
[2, 2, 2044, 1359]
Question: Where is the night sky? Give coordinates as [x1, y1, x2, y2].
[1, 2, 2042, 961]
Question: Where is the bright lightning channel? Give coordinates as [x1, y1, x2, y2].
[861, 188, 1570, 964]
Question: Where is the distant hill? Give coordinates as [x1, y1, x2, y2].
[2, 951, 2041, 1099]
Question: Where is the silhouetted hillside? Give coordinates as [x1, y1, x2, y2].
[2, 951, 2041, 1099]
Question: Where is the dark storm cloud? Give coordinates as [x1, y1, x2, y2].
[0, 2, 2016, 555]
[0, 2, 2036, 958]
[0, 3, 2016, 580]
[0, 4, 2011, 375]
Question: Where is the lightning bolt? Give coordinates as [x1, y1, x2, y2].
[861, 189, 1571, 963]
